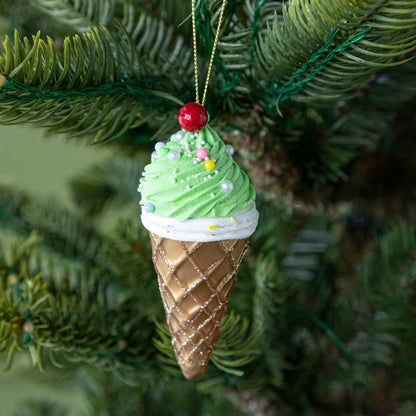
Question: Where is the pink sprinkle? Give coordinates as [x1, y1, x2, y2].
[196, 148, 208, 160]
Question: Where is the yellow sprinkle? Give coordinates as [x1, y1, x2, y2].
[208, 224, 218, 230]
[204, 160, 216, 171]
[230, 217, 236, 223]
[0, 74, 7, 87]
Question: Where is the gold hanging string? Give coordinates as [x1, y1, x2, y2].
[191, 0, 227, 107]
[191, 0, 200, 104]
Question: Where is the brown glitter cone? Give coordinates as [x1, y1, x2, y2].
[149, 232, 249, 380]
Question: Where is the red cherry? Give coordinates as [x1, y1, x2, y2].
[178, 103, 208, 132]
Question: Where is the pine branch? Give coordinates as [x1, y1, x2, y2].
[31, 0, 193, 37]
[324, 221, 416, 391]
[32, 0, 195, 91]
[31, 0, 124, 32]
[103, 218, 158, 296]
[359, 219, 416, 296]
[256, 0, 416, 106]
[0, 184, 114, 275]
[154, 312, 261, 378]
[252, 255, 289, 386]
[0, 183, 159, 298]
[0, 27, 182, 141]
[0, 235, 158, 377]
[69, 156, 143, 217]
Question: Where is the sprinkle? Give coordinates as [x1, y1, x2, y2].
[208, 224, 218, 230]
[230, 217, 236, 223]
[204, 160, 216, 171]
[201, 141, 206, 145]
[155, 141, 165, 151]
[196, 148, 208, 160]
[171, 179, 176, 183]
[221, 180, 234, 193]
[204, 157, 209, 161]
[210, 192, 215, 197]
[207, 175, 212, 179]
[167, 149, 180, 162]
[186, 185, 190, 190]
[215, 170, 219, 174]
[173, 168, 178, 174]
[142, 202, 155, 213]
[193, 160, 198, 164]
[225, 144, 235, 156]
[180, 179, 184, 183]
[191, 141, 195, 145]
[212, 159, 216, 162]
[204, 177, 208, 181]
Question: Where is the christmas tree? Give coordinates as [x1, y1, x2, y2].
[1, 0, 416, 414]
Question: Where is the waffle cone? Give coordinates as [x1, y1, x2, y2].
[149, 232, 249, 380]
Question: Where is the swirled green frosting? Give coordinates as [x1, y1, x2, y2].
[139, 125, 256, 221]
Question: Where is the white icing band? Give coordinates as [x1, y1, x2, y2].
[141, 206, 259, 242]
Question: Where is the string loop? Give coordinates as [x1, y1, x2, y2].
[191, 0, 227, 106]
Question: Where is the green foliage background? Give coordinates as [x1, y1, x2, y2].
[0, 0, 416, 415]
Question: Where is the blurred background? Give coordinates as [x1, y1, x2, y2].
[1, 1, 416, 415]
[0, 126, 106, 414]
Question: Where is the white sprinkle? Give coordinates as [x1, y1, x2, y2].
[221, 180, 234, 193]
[212, 159, 216, 162]
[180, 179, 184, 183]
[204, 177, 208, 181]
[173, 168, 178, 174]
[201, 141, 206, 145]
[167, 149, 180, 162]
[225, 144, 235, 156]
[155, 141, 165, 151]
[187, 153, 192, 157]
[172, 179, 176, 183]
[191, 141, 195, 145]
[186, 185, 190, 190]
[215, 170, 219, 174]
[208, 175, 212, 179]
[193, 160, 198, 164]
[204, 157, 209, 161]
[211, 192, 215, 197]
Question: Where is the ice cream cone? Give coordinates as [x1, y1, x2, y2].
[149, 231, 249, 380]
[138, 120, 258, 379]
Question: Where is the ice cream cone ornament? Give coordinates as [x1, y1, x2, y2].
[137, 0, 259, 380]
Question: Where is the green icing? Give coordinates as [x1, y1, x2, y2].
[139, 125, 256, 221]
